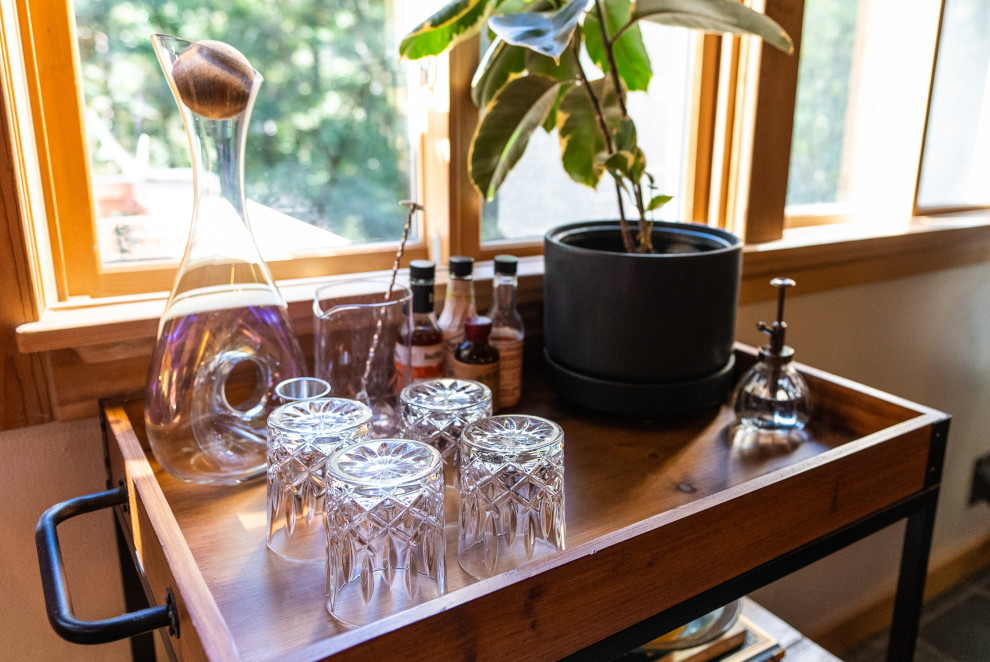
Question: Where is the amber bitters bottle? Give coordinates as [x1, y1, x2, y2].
[487, 255, 524, 409]
[438, 256, 477, 375]
[453, 316, 500, 405]
[396, 259, 444, 385]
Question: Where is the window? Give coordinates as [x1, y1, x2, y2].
[784, 0, 942, 228]
[75, 0, 419, 266]
[481, 23, 698, 244]
[916, 0, 990, 212]
[742, 0, 982, 243]
[12, 0, 437, 299]
[6, 0, 982, 305]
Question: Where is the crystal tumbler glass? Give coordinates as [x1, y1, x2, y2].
[458, 415, 565, 579]
[275, 377, 331, 404]
[325, 440, 445, 627]
[266, 398, 372, 562]
[400, 378, 492, 487]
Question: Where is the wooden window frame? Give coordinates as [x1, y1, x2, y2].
[733, 0, 805, 244]
[8, 0, 781, 305]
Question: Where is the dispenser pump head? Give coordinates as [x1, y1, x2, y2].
[757, 277, 796, 360]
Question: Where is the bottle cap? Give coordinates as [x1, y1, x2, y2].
[464, 316, 492, 343]
[449, 256, 474, 278]
[493, 255, 518, 275]
[409, 259, 435, 281]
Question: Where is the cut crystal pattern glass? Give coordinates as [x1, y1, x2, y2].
[326, 440, 445, 627]
[266, 398, 372, 562]
[458, 415, 565, 579]
[400, 378, 492, 486]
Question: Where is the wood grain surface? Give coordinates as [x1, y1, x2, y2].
[103, 348, 946, 661]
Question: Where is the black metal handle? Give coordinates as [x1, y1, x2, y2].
[35, 485, 180, 644]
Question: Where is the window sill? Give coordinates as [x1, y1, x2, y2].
[741, 213, 990, 301]
[17, 213, 990, 356]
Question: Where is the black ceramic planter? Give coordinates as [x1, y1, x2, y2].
[543, 220, 741, 417]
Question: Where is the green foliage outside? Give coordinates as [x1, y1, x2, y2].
[786, 0, 858, 207]
[75, 0, 412, 243]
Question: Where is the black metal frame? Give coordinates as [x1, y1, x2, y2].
[564, 418, 950, 661]
[35, 485, 180, 646]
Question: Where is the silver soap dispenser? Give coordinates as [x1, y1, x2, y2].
[733, 277, 812, 436]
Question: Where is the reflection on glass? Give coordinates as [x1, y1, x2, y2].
[74, 0, 422, 266]
[481, 23, 694, 242]
[917, 0, 990, 210]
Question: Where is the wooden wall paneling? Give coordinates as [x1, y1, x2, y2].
[0, 58, 51, 429]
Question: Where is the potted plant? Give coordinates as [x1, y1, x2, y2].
[401, 0, 792, 415]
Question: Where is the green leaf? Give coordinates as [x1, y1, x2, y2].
[557, 77, 625, 187]
[612, 117, 637, 153]
[646, 193, 673, 211]
[604, 146, 646, 183]
[494, 0, 532, 13]
[489, 0, 587, 58]
[472, 39, 527, 108]
[469, 74, 572, 199]
[558, 85, 608, 188]
[400, 0, 497, 60]
[526, 44, 581, 80]
[527, 48, 581, 130]
[584, 0, 653, 92]
[629, 0, 793, 54]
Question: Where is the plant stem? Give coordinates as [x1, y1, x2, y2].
[570, 37, 634, 252]
[571, 38, 613, 154]
[632, 182, 652, 252]
[593, 0, 628, 119]
[593, 0, 650, 253]
[614, 182, 634, 253]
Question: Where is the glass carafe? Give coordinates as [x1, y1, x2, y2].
[145, 35, 305, 484]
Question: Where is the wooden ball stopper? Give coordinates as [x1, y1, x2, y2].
[172, 40, 254, 120]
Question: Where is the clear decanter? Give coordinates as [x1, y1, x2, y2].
[145, 35, 305, 484]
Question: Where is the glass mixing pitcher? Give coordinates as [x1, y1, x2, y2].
[314, 278, 413, 438]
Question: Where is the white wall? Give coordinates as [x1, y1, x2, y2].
[0, 417, 130, 661]
[743, 262, 990, 637]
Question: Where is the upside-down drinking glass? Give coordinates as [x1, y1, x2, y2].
[325, 439, 445, 627]
[266, 398, 372, 562]
[400, 378, 492, 487]
[458, 415, 565, 579]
